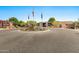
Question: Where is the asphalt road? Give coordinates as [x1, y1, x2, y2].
[0, 29, 79, 53]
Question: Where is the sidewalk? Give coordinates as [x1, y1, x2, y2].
[0, 28, 16, 32]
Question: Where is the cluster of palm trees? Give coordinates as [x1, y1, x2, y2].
[27, 10, 43, 22]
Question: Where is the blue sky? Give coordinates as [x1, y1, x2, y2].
[0, 6, 79, 22]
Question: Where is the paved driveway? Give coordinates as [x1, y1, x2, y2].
[0, 29, 79, 53]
